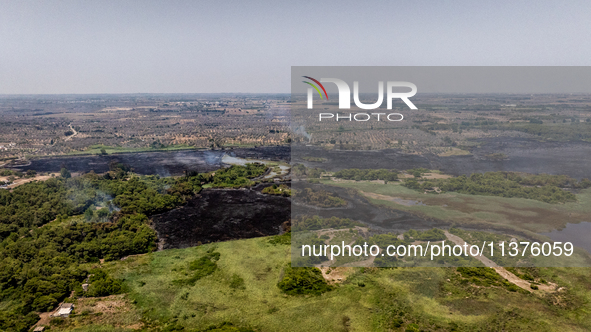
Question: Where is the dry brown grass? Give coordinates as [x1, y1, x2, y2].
[1, 173, 59, 189]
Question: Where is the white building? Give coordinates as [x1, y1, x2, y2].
[54, 303, 74, 317]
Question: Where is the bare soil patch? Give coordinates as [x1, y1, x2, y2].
[319, 267, 353, 283]
[0, 173, 58, 189]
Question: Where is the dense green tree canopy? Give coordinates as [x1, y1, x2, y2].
[0, 163, 266, 331]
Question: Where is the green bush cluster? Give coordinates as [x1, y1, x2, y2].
[0, 163, 260, 331]
[262, 184, 291, 196]
[277, 264, 333, 296]
[85, 270, 125, 297]
[211, 163, 267, 188]
[0, 212, 156, 323]
[406, 168, 430, 178]
[506, 267, 535, 281]
[457, 267, 522, 292]
[295, 188, 347, 208]
[291, 164, 323, 178]
[404, 171, 586, 203]
[404, 229, 446, 241]
[228, 274, 245, 290]
[173, 250, 220, 286]
[0, 168, 37, 180]
[0, 311, 39, 332]
[333, 168, 399, 181]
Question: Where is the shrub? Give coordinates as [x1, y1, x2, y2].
[333, 168, 398, 181]
[457, 267, 505, 287]
[173, 250, 220, 286]
[277, 264, 333, 296]
[32, 295, 58, 312]
[86, 270, 124, 297]
[229, 274, 245, 290]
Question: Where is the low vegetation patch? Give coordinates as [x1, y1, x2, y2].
[404, 171, 590, 203]
[211, 163, 267, 188]
[173, 249, 221, 286]
[333, 168, 399, 181]
[294, 188, 347, 208]
[457, 267, 523, 292]
[404, 228, 446, 241]
[262, 184, 291, 196]
[83, 270, 125, 297]
[292, 164, 323, 178]
[277, 264, 334, 296]
[195, 322, 256, 332]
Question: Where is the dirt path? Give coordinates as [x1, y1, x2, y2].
[1, 173, 58, 189]
[313, 227, 557, 293]
[64, 123, 78, 142]
[34, 310, 57, 329]
[316, 227, 369, 282]
[444, 231, 498, 268]
[444, 231, 556, 293]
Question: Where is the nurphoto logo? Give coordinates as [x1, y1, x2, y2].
[303, 76, 417, 121]
[303, 76, 418, 110]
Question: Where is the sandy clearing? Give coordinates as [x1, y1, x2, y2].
[316, 226, 369, 282]
[0, 173, 59, 189]
[319, 266, 353, 283]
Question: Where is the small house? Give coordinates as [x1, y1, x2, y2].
[55, 303, 74, 317]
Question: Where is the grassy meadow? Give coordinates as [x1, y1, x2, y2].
[46, 235, 591, 332]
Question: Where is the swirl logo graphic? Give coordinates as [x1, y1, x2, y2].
[302, 76, 329, 100]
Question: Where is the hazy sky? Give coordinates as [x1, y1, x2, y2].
[1, 0, 590, 94]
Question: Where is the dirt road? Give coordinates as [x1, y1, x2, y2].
[444, 231, 556, 292]
[64, 123, 78, 141]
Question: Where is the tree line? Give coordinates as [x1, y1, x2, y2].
[404, 171, 590, 203]
[0, 162, 267, 331]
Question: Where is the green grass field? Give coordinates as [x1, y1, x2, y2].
[47, 235, 591, 332]
[321, 179, 591, 234]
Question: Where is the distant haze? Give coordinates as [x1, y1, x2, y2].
[1, 0, 591, 94]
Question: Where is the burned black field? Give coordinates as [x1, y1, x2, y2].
[291, 183, 447, 232]
[294, 138, 591, 179]
[6, 146, 290, 176]
[152, 184, 291, 249]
